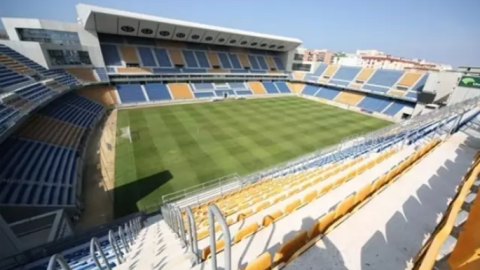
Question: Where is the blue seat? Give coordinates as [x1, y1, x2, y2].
[405, 91, 418, 99]
[262, 82, 280, 94]
[144, 83, 172, 101]
[315, 87, 341, 100]
[193, 83, 215, 91]
[194, 92, 215, 98]
[366, 69, 404, 87]
[229, 82, 248, 89]
[313, 64, 328, 76]
[275, 82, 291, 93]
[228, 54, 242, 69]
[182, 68, 207, 73]
[100, 44, 122, 66]
[302, 85, 321, 96]
[412, 74, 428, 92]
[218, 53, 232, 69]
[274, 57, 285, 70]
[248, 55, 260, 70]
[235, 90, 253, 95]
[137, 47, 157, 66]
[153, 48, 172, 67]
[194, 51, 210, 68]
[256, 56, 268, 70]
[332, 66, 361, 82]
[357, 95, 391, 112]
[215, 90, 235, 96]
[116, 84, 147, 103]
[182, 50, 199, 68]
[383, 101, 414, 116]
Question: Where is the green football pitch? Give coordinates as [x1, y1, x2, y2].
[113, 97, 390, 217]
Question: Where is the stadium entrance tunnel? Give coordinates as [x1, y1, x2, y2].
[113, 170, 173, 218]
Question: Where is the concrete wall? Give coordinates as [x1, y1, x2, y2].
[0, 215, 23, 264]
[424, 71, 462, 102]
[0, 39, 48, 67]
[448, 86, 480, 105]
[1, 18, 105, 68]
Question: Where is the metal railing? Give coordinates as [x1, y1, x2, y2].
[161, 96, 480, 234]
[162, 173, 240, 204]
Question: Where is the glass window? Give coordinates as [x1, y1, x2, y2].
[17, 28, 80, 45]
[294, 53, 304, 61]
[292, 63, 311, 72]
[48, 49, 92, 66]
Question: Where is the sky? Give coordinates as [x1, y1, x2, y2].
[0, 0, 479, 67]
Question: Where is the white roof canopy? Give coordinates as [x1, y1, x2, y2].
[76, 4, 302, 52]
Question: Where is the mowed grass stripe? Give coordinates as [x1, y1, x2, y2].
[113, 97, 390, 217]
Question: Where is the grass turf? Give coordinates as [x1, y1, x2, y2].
[114, 97, 390, 217]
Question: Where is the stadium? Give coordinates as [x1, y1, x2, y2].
[0, 3, 479, 270]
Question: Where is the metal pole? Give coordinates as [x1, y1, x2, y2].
[46, 254, 72, 270]
[109, 230, 123, 265]
[90, 237, 112, 270]
[118, 225, 130, 252]
[176, 206, 187, 247]
[186, 207, 199, 263]
[208, 204, 231, 270]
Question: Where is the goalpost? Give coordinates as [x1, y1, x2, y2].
[117, 126, 133, 144]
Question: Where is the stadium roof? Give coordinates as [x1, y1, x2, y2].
[76, 4, 302, 52]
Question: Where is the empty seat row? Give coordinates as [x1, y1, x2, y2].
[234, 140, 440, 270]
[0, 64, 30, 88]
[0, 137, 78, 185]
[100, 42, 285, 72]
[40, 94, 104, 128]
[198, 148, 398, 259]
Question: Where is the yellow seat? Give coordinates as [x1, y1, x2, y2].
[302, 190, 318, 204]
[332, 176, 347, 188]
[197, 228, 209, 239]
[334, 194, 356, 219]
[255, 201, 271, 212]
[354, 183, 372, 206]
[285, 199, 301, 214]
[201, 238, 225, 260]
[301, 183, 312, 190]
[273, 194, 286, 204]
[308, 211, 335, 239]
[288, 188, 300, 197]
[273, 231, 309, 266]
[262, 210, 283, 227]
[244, 252, 272, 270]
[234, 222, 259, 243]
[318, 182, 333, 196]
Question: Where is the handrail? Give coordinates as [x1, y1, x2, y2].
[118, 225, 130, 252]
[414, 154, 480, 270]
[186, 206, 199, 263]
[108, 230, 123, 265]
[46, 254, 71, 270]
[90, 237, 112, 270]
[124, 223, 133, 246]
[171, 205, 187, 247]
[208, 204, 231, 270]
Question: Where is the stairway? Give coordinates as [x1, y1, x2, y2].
[116, 215, 194, 270]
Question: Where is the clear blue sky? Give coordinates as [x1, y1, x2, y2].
[1, 0, 479, 67]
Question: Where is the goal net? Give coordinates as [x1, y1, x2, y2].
[117, 126, 133, 144]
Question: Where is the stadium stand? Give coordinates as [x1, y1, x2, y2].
[334, 90, 365, 106]
[3, 6, 480, 270]
[357, 95, 392, 113]
[314, 86, 341, 100]
[116, 84, 147, 103]
[168, 83, 194, 100]
[98, 34, 286, 74]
